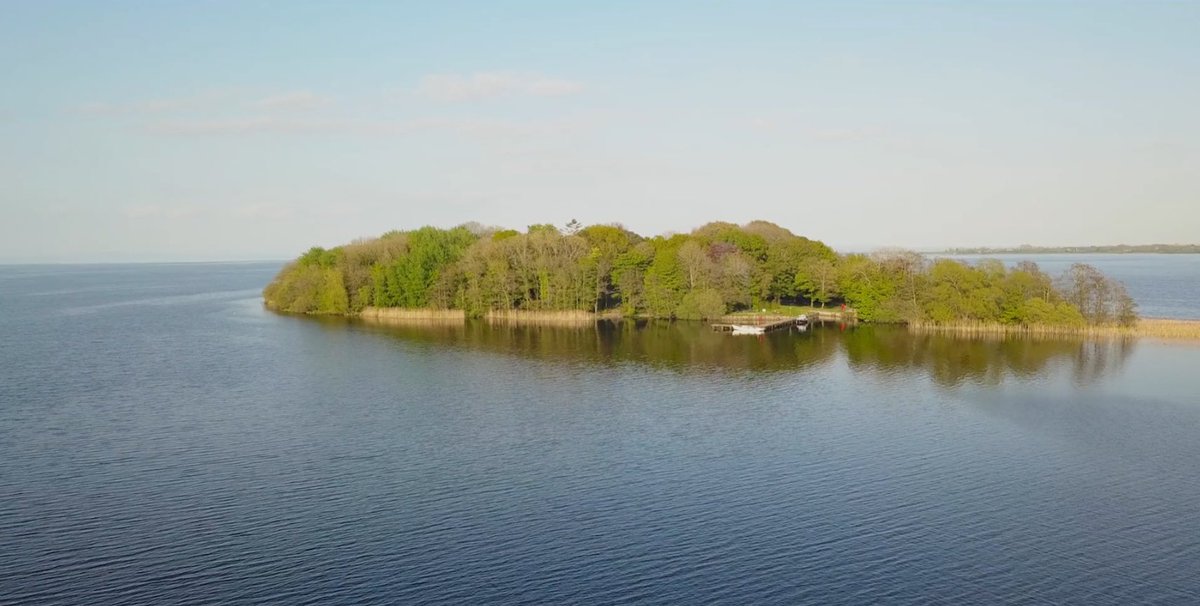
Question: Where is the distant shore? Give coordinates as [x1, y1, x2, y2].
[941, 244, 1200, 255]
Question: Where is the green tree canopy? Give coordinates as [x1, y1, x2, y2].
[264, 222, 1136, 327]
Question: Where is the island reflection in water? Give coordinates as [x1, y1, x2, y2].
[332, 318, 1136, 387]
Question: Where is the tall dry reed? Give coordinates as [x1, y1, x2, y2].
[908, 318, 1200, 340]
[358, 307, 466, 324]
[483, 309, 599, 327]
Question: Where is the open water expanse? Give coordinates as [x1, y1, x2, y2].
[2, 258, 1200, 605]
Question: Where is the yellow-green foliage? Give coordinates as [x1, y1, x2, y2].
[263, 221, 1135, 328]
[263, 262, 347, 314]
[836, 253, 1127, 328]
[675, 288, 725, 320]
[1015, 298, 1086, 326]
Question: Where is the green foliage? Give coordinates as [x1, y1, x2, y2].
[579, 224, 638, 312]
[263, 263, 347, 314]
[820, 252, 1125, 327]
[527, 223, 560, 235]
[298, 246, 339, 268]
[263, 221, 1136, 327]
[1015, 297, 1086, 326]
[612, 241, 654, 316]
[923, 259, 1001, 322]
[372, 226, 477, 308]
[794, 258, 839, 307]
[642, 238, 686, 318]
[837, 254, 905, 322]
[675, 288, 726, 320]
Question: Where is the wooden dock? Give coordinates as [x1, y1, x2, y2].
[711, 310, 857, 333]
[809, 310, 856, 323]
[711, 316, 810, 333]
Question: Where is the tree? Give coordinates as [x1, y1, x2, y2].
[579, 224, 636, 312]
[613, 241, 654, 316]
[677, 240, 714, 290]
[675, 289, 726, 320]
[642, 238, 685, 318]
[922, 259, 1000, 323]
[794, 258, 839, 307]
[714, 247, 753, 310]
[1059, 263, 1137, 325]
[263, 221, 1131, 327]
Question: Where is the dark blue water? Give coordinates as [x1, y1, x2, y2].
[943, 253, 1200, 320]
[3, 262, 1200, 604]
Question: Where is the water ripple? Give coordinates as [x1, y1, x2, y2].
[3, 263, 1200, 604]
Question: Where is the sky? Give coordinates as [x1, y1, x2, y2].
[1, 1, 1198, 262]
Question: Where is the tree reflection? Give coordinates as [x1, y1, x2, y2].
[842, 326, 1134, 387]
[348, 317, 1133, 385]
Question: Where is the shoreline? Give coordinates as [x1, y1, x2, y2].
[907, 318, 1200, 341]
[356, 307, 618, 327]
[345, 307, 1200, 340]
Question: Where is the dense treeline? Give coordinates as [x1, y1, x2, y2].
[264, 221, 1136, 326]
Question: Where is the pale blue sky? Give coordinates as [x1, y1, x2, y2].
[2, 1, 1198, 261]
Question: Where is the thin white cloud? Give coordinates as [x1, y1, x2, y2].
[230, 203, 294, 220]
[747, 117, 778, 131]
[74, 90, 233, 115]
[120, 204, 206, 219]
[75, 102, 124, 115]
[145, 117, 352, 136]
[121, 202, 301, 222]
[524, 77, 586, 97]
[76, 89, 334, 117]
[744, 114, 883, 142]
[416, 71, 585, 102]
[121, 204, 164, 219]
[146, 113, 599, 140]
[251, 91, 333, 111]
[805, 126, 883, 142]
[405, 117, 536, 138]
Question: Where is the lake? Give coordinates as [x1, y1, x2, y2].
[2, 260, 1199, 604]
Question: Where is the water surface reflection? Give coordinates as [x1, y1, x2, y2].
[342, 318, 1135, 387]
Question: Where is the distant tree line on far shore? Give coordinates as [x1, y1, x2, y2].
[944, 244, 1200, 254]
[263, 220, 1137, 326]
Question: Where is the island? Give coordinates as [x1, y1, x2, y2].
[263, 221, 1163, 336]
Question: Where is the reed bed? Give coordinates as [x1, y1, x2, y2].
[358, 307, 466, 324]
[908, 318, 1200, 340]
[1134, 318, 1200, 340]
[483, 309, 600, 327]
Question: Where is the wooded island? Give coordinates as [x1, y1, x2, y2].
[264, 221, 1136, 327]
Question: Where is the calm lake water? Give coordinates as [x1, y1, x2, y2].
[2, 260, 1200, 605]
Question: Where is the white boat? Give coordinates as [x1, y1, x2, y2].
[730, 324, 766, 335]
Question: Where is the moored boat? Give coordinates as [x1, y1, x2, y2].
[730, 324, 767, 335]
